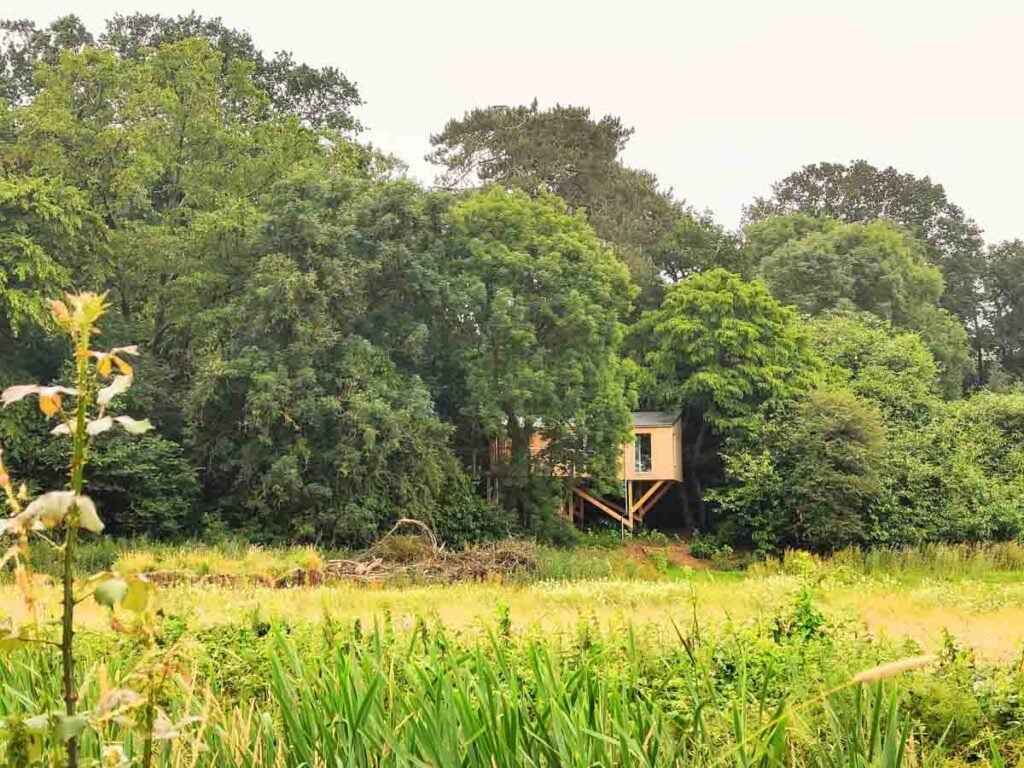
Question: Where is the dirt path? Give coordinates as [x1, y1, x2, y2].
[622, 541, 710, 570]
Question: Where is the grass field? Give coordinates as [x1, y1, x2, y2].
[3, 540, 1024, 765]
[4, 540, 1024, 659]
[6, 572, 1024, 658]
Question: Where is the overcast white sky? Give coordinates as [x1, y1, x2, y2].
[8, 0, 1024, 242]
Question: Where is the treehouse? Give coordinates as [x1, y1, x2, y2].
[490, 411, 683, 530]
[567, 411, 683, 530]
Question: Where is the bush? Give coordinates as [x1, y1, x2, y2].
[430, 471, 513, 549]
[872, 391, 1024, 546]
[781, 549, 819, 577]
[714, 387, 891, 553]
[689, 531, 721, 560]
[532, 513, 580, 548]
[1, 410, 199, 539]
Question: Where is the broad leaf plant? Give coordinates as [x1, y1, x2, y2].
[0, 293, 196, 768]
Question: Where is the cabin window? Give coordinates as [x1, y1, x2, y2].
[635, 433, 652, 473]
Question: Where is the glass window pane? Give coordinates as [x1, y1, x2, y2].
[635, 433, 652, 473]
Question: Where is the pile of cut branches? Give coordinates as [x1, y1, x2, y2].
[325, 520, 537, 583]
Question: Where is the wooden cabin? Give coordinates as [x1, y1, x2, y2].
[490, 411, 683, 530]
[570, 411, 683, 530]
[622, 411, 683, 482]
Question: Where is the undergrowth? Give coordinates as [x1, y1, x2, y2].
[1, 590, 1020, 766]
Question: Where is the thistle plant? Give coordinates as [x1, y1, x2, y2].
[0, 293, 190, 767]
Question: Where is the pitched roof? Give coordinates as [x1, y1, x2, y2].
[631, 410, 682, 428]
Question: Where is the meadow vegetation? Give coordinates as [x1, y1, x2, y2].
[2, 12, 1024, 766]
[2, 541, 1024, 764]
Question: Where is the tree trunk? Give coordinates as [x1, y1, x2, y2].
[506, 411, 532, 526]
[687, 419, 712, 531]
[679, 483, 695, 533]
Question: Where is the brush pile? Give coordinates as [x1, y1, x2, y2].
[325, 519, 537, 583]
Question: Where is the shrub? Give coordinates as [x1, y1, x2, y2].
[690, 531, 721, 560]
[782, 549, 819, 577]
[430, 471, 512, 549]
[714, 388, 887, 553]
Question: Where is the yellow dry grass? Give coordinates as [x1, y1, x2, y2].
[3, 571, 1023, 660]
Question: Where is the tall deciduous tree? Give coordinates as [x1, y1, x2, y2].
[429, 102, 629, 196]
[0, 16, 93, 105]
[746, 216, 971, 397]
[808, 312, 942, 422]
[428, 102, 739, 309]
[1, 13, 361, 130]
[0, 30, 389, 543]
[187, 172, 468, 544]
[745, 160, 986, 375]
[441, 186, 635, 523]
[983, 240, 1024, 380]
[633, 268, 818, 527]
[0, 175, 102, 333]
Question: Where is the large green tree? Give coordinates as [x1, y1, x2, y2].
[808, 312, 942, 422]
[441, 186, 635, 524]
[982, 240, 1024, 380]
[0, 15, 93, 105]
[0, 175, 101, 333]
[428, 102, 740, 309]
[633, 268, 818, 527]
[0, 29, 399, 542]
[746, 216, 970, 397]
[745, 160, 986, 375]
[3, 37, 341, 331]
[1, 13, 360, 129]
[186, 171, 478, 543]
[716, 310, 1024, 551]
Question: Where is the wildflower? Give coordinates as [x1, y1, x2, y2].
[101, 744, 128, 767]
[1, 385, 78, 416]
[90, 348, 139, 380]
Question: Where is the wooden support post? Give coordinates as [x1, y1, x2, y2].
[622, 483, 630, 532]
[633, 480, 666, 517]
[635, 480, 672, 520]
[574, 487, 632, 529]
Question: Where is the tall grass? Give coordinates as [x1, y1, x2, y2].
[176, 630, 925, 768]
[749, 542, 1024, 581]
[838, 542, 1024, 577]
[0, 602, 974, 768]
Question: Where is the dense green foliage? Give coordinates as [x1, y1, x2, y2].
[714, 388, 887, 551]
[745, 159, 986, 334]
[715, 313, 1024, 552]
[1, 577, 1022, 766]
[746, 216, 970, 396]
[443, 186, 634, 520]
[429, 101, 741, 309]
[2, 13, 1023, 552]
[631, 269, 818, 528]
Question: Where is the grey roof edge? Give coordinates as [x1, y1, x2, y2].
[631, 410, 682, 428]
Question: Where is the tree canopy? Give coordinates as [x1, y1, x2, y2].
[428, 101, 740, 310]
[1, 15, 1022, 551]
[631, 269, 818, 528]
[1, 13, 360, 129]
[745, 160, 988, 382]
[745, 160, 984, 321]
[746, 215, 970, 396]
[442, 186, 635, 518]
